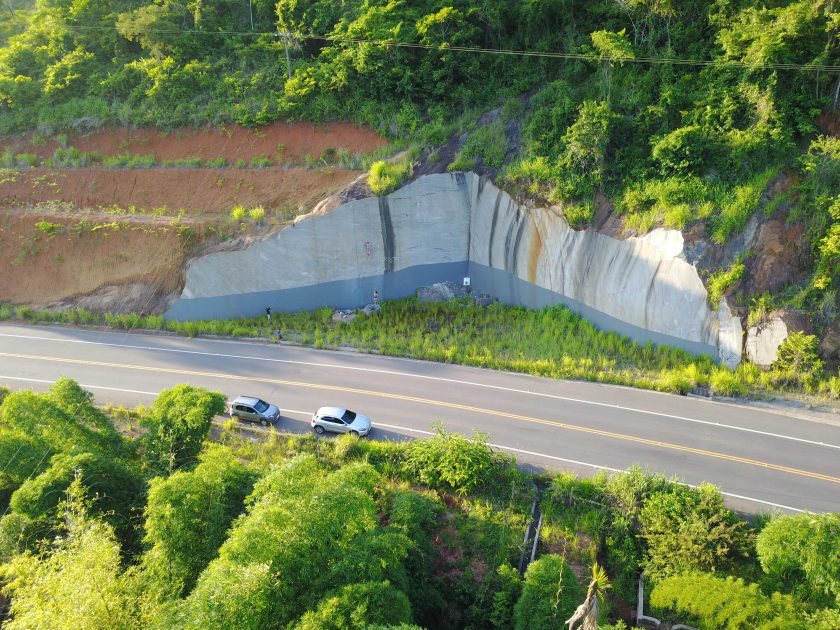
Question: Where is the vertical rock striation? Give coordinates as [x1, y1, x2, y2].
[167, 172, 736, 363]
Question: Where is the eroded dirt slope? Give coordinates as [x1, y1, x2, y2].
[0, 212, 187, 305]
[0, 121, 388, 164]
[0, 167, 361, 215]
[0, 121, 387, 307]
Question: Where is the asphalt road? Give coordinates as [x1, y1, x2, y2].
[1, 322, 839, 514]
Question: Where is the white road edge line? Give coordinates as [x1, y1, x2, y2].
[0, 376, 808, 513]
[0, 375, 158, 396]
[2, 332, 839, 452]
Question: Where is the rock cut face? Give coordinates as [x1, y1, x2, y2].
[169, 173, 735, 364]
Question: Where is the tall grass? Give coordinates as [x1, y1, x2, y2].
[367, 159, 412, 196]
[3, 297, 836, 400]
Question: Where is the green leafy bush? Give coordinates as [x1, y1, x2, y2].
[640, 483, 753, 582]
[292, 581, 413, 630]
[651, 126, 708, 177]
[249, 206, 265, 223]
[757, 511, 840, 607]
[513, 554, 582, 630]
[139, 384, 227, 476]
[402, 421, 512, 495]
[368, 160, 412, 196]
[461, 123, 508, 167]
[447, 151, 475, 171]
[707, 260, 746, 308]
[141, 445, 255, 596]
[172, 459, 383, 630]
[10, 452, 143, 554]
[650, 572, 805, 630]
[0, 479, 133, 630]
[772, 331, 824, 386]
[564, 201, 595, 229]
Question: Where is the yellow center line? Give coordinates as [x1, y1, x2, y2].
[4, 351, 839, 484]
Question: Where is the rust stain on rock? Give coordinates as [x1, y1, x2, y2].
[528, 223, 542, 284]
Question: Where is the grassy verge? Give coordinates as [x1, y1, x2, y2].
[5, 297, 840, 401]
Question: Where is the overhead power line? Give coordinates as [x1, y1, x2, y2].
[57, 23, 840, 72]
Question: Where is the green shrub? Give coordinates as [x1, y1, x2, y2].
[756, 511, 840, 606]
[231, 205, 246, 221]
[709, 367, 745, 397]
[250, 155, 273, 169]
[447, 151, 475, 171]
[640, 483, 753, 582]
[402, 421, 512, 495]
[139, 384, 227, 476]
[102, 152, 156, 169]
[651, 126, 708, 177]
[174, 157, 202, 168]
[249, 206, 265, 223]
[204, 156, 227, 168]
[292, 581, 413, 630]
[10, 451, 143, 553]
[650, 572, 804, 630]
[461, 122, 508, 167]
[368, 160, 412, 196]
[142, 445, 255, 596]
[16, 153, 37, 167]
[513, 554, 583, 630]
[707, 260, 745, 308]
[564, 201, 595, 229]
[772, 331, 823, 385]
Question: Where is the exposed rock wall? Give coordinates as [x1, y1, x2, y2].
[747, 319, 788, 366]
[467, 178, 718, 347]
[165, 174, 472, 320]
[167, 172, 734, 362]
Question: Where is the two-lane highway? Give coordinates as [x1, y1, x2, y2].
[1, 323, 839, 514]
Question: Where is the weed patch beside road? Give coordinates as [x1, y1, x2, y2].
[5, 297, 839, 402]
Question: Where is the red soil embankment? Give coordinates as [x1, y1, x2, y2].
[0, 167, 362, 215]
[0, 212, 187, 305]
[0, 121, 388, 164]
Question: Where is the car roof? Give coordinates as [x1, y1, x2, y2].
[233, 396, 261, 406]
[317, 406, 347, 417]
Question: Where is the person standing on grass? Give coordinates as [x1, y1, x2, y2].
[266, 306, 271, 322]
[276, 329, 283, 343]
[373, 289, 379, 306]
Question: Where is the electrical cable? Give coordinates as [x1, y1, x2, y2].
[53, 23, 840, 72]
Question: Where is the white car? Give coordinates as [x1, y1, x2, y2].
[311, 407, 371, 437]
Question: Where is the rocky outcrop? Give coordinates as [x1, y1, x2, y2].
[746, 318, 788, 366]
[167, 173, 737, 363]
[820, 325, 840, 366]
[418, 281, 470, 303]
[745, 309, 810, 367]
[717, 299, 743, 370]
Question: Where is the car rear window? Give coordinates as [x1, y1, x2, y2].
[341, 410, 356, 422]
[254, 400, 269, 413]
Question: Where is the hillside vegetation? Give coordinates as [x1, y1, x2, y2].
[1, 0, 839, 334]
[0, 380, 839, 630]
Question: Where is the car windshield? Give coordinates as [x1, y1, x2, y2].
[341, 410, 357, 422]
[254, 400, 270, 413]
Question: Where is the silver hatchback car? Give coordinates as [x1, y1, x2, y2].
[229, 396, 280, 427]
[311, 407, 371, 437]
